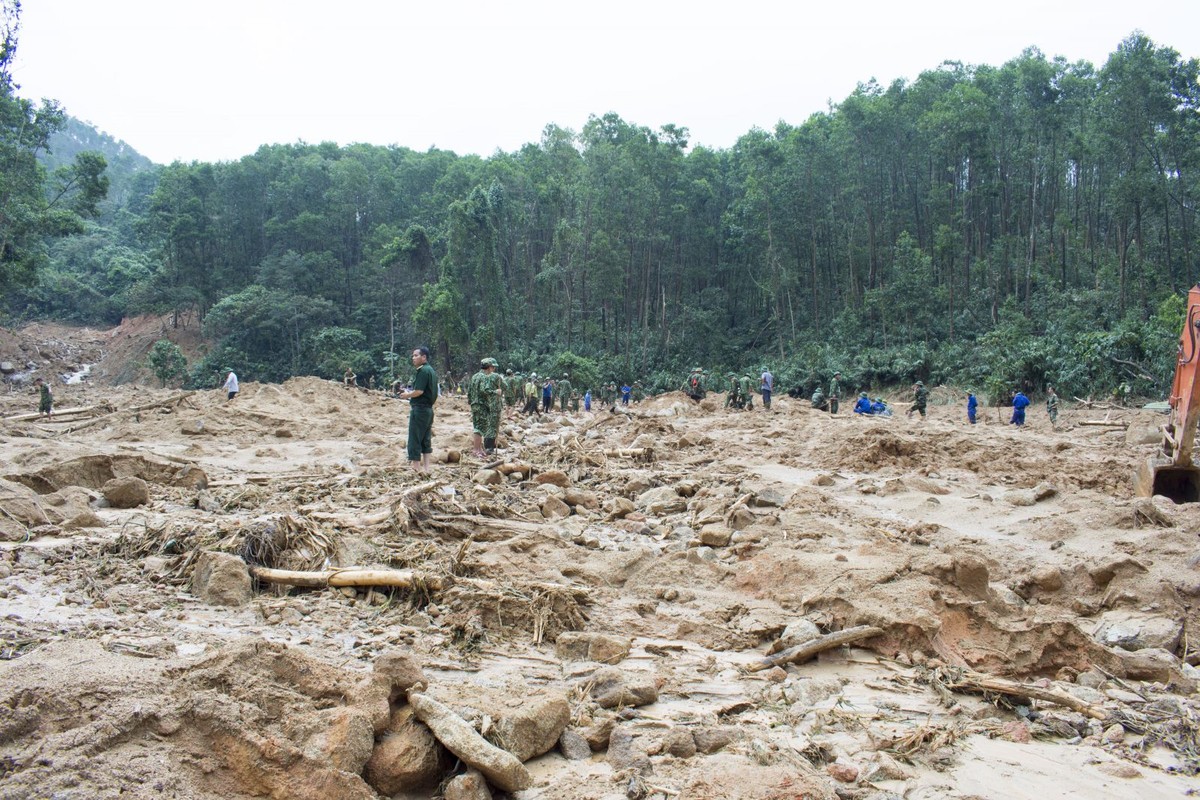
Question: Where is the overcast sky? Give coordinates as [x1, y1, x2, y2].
[11, 1, 1200, 165]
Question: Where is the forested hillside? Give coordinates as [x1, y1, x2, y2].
[5, 29, 1199, 402]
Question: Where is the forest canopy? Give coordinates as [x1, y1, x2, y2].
[3, 9, 1199, 402]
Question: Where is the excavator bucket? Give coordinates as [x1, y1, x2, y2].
[1136, 284, 1200, 503]
[1134, 455, 1200, 503]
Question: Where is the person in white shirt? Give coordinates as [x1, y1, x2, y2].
[222, 369, 239, 401]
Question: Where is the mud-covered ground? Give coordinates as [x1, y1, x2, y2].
[3, 321, 1200, 800]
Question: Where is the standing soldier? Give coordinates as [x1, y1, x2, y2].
[467, 357, 504, 456]
[739, 374, 755, 411]
[725, 372, 740, 409]
[1046, 386, 1059, 427]
[907, 381, 928, 420]
[556, 373, 574, 412]
[828, 371, 842, 415]
[503, 369, 519, 407]
[34, 377, 54, 419]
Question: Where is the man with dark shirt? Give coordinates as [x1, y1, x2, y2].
[399, 346, 438, 472]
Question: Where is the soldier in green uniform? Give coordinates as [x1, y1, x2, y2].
[829, 371, 842, 415]
[725, 373, 739, 409]
[907, 381, 928, 420]
[1046, 385, 1059, 427]
[34, 377, 53, 419]
[556, 373, 574, 412]
[739, 374, 755, 410]
[467, 357, 504, 455]
[683, 368, 705, 401]
[399, 346, 438, 472]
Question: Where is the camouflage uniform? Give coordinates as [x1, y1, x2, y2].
[739, 375, 754, 411]
[725, 374, 739, 409]
[556, 375, 574, 412]
[467, 361, 504, 448]
[829, 373, 842, 415]
[907, 382, 928, 418]
[682, 369, 705, 401]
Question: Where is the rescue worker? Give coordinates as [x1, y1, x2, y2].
[811, 387, 828, 411]
[1011, 389, 1030, 426]
[725, 372, 740, 409]
[967, 391, 978, 424]
[739, 374, 754, 410]
[760, 366, 774, 410]
[683, 368, 705, 401]
[1046, 386, 1059, 427]
[467, 357, 504, 455]
[907, 381, 927, 419]
[556, 373, 574, 412]
[853, 391, 872, 415]
[829, 371, 842, 414]
[523, 373, 541, 415]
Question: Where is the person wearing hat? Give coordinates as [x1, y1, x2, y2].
[760, 366, 774, 410]
[555, 372, 575, 413]
[967, 390, 978, 424]
[907, 381, 928, 420]
[467, 357, 504, 455]
[739, 373, 755, 410]
[682, 367, 705, 402]
[33, 377, 54, 419]
[828, 372, 842, 414]
[725, 372, 740, 409]
[853, 391, 872, 415]
[523, 372, 541, 415]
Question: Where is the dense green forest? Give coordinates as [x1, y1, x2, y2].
[2, 2, 1198, 401]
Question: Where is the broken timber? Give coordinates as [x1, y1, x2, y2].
[250, 566, 450, 591]
[747, 625, 883, 672]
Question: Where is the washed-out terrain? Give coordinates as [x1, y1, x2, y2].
[2, 320, 1199, 800]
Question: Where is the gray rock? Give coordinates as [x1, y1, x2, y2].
[698, 524, 732, 547]
[692, 726, 735, 754]
[299, 706, 375, 774]
[541, 495, 571, 520]
[374, 650, 429, 700]
[364, 706, 446, 795]
[777, 619, 821, 649]
[1093, 612, 1183, 652]
[587, 667, 658, 709]
[661, 728, 696, 758]
[493, 691, 570, 762]
[101, 476, 149, 509]
[751, 483, 794, 508]
[555, 631, 632, 665]
[443, 769, 490, 800]
[559, 729, 592, 760]
[174, 464, 208, 490]
[637, 486, 686, 515]
[190, 551, 251, 606]
[606, 725, 651, 774]
[686, 546, 718, 564]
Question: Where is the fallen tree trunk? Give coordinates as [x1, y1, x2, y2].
[940, 670, 1110, 721]
[250, 566, 450, 591]
[3, 403, 113, 422]
[602, 447, 653, 459]
[1079, 420, 1127, 427]
[747, 625, 883, 672]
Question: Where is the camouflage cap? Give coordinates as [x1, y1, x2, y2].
[860, 392, 868, 398]
[915, 381, 924, 386]
[482, 357, 498, 367]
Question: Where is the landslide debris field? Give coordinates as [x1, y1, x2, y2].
[3, 324, 1200, 800]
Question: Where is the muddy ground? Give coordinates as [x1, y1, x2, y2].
[2, 320, 1200, 800]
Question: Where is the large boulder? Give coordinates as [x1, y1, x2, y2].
[191, 551, 252, 606]
[492, 691, 571, 761]
[373, 650, 428, 700]
[101, 476, 149, 508]
[364, 706, 446, 796]
[587, 667, 659, 709]
[637, 486, 686, 515]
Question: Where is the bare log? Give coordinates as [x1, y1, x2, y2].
[941, 670, 1110, 721]
[250, 566, 450, 591]
[602, 448, 654, 459]
[3, 403, 113, 422]
[1079, 420, 1128, 428]
[747, 625, 883, 673]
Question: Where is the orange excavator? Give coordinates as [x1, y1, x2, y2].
[1135, 284, 1200, 502]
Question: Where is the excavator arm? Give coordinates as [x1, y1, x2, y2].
[1134, 284, 1200, 501]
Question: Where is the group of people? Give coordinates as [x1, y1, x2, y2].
[684, 366, 775, 410]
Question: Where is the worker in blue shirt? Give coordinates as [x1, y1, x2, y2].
[967, 391, 978, 424]
[1011, 390, 1030, 426]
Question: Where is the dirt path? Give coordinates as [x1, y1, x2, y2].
[2, 322, 1199, 799]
